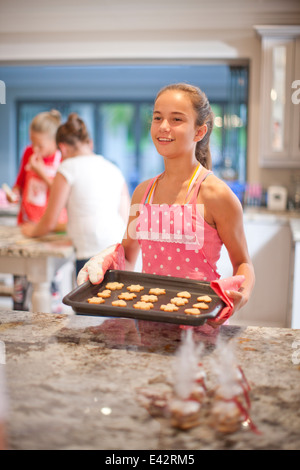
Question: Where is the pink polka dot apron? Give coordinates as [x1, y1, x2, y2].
[136, 165, 223, 282]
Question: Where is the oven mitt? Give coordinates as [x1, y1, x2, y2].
[209, 275, 245, 323]
[77, 243, 125, 285]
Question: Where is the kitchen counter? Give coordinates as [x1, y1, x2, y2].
[0, 204, 18, 227]
[243, 206, 300, 220]
[243, 207, 300, 242]
[218, 208, 300, 328]
[0, 203, 19, 217]
[0, 225, 75, 312]
[0, 310, 299, 450]
[0, 225, 73, 258]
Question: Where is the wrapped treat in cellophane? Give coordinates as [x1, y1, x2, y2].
[209, 337, 260, 434]
[168, 329, 207, 429]
[136, 328, 207, 429]
[136, 330, 260, 435]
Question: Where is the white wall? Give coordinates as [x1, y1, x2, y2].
[0, 0, 300, 188]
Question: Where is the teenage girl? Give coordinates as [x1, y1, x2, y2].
[22, 113, 130, 277]
[7, 110, 67, 311]
[79, 83, 255, 324]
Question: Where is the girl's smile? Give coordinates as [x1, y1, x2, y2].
[156, 137, 175, 144]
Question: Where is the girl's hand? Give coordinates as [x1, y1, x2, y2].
[26, 153, 53, 188]
[21, 222, 36, 238]
[3, 185, 20, 204]
[207, 289, 246, 328]
[27, 154, 46, 175]
[226, 289, 246, 313]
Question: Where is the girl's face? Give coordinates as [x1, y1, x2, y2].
[30, 131, 57, 158]
[151, 90, 205, 161]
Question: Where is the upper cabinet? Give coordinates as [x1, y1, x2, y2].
[255, 25, 300, 168]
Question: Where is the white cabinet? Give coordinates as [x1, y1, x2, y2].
[217, 214, 292, 327]
[288, 219, 300, 329]
[255, 25, 300, 168]
[290, 242, 300, 329]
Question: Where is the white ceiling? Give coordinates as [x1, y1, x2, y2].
[0, 0, 300, 34]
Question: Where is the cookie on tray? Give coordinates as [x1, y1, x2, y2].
[97, 289, 111, 298]
[140, 294, 158, 303]
[177, 291, 191, 299]
[160, 303, 179, 312]
[133, 301, 154, 310]
[185, 308, 201, 316]
[149, 288, 166, 296]
[112, 299, 127, 307]
[197, 295, 212, 303]
[127, 284, 144, 293]
[193, 302, 209, 310]
[118, 292, 137, 300]
[170, 297, 189, 306]
[105, 282, 124, 290]
[87, 296, 105, 304]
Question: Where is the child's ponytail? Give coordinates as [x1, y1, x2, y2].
[195, 108, 214, 170]
[56, 113, 90, 147]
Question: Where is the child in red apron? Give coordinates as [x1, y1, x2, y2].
[16, 145, 63, 224]
[9, 110, 67, 311]
[78, 83, 255, 326]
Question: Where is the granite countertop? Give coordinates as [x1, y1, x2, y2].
[0, 310, 299, 450]
[0, 225, 74, 258]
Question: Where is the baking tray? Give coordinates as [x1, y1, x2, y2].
[63, 270, 226, 326]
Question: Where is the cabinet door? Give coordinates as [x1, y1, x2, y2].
[260, 38, 295, 166]
[255, 25, 300, 168]
[291, 38, 300, 162]
[291, 242, 300, 329]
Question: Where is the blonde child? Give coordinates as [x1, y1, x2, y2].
[10, 110, 66, 224]
[22, 113, 130, 277]
[7, 110, 67, 310]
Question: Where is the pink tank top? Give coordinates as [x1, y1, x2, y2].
[136, 167, 223, 281]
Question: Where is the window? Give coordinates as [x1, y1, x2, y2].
[18, 100, 164, 194]
[97, 102, 163, 191]
[16, 64, 248, 193]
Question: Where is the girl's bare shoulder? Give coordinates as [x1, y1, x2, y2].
[131, 178, 154, 205]
[200, 174, 242, 212]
